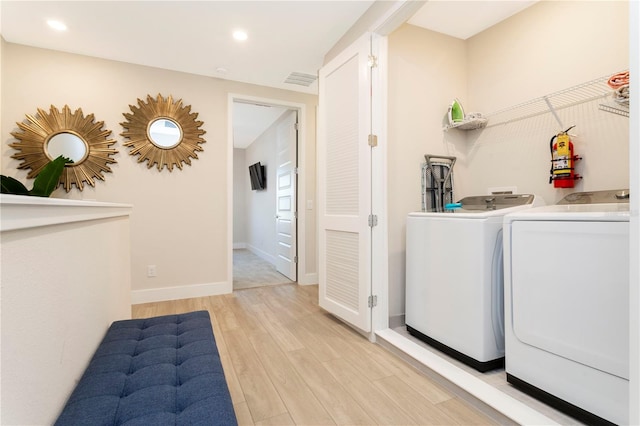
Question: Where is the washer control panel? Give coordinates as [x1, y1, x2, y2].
[458, 194, 535, 211]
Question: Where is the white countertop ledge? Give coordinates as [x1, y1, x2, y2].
[1, 194, 132, 232]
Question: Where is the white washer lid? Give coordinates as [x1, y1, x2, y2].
[409, 203, 539, 219]
[410, 194, 542, 219]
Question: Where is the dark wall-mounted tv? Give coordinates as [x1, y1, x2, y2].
[248, 162, 266, 190]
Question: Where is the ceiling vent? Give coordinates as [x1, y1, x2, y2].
[284, 72, 317, 87]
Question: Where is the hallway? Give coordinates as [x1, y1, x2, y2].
[233, 249, 293, 290]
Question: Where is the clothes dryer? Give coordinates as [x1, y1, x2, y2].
[405, 194, 542, 372]
[503, 190, 630, 425]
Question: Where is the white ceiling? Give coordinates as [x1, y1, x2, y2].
[233, 102, 288, 149]
[408, 1, 537, 40]
[0, 1, 375, 95]
[0, 1, 537, 149]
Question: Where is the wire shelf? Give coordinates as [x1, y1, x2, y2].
[484, 71, 627, 128]
[443, 117, 488, 131]
[598, 102, 629, 117]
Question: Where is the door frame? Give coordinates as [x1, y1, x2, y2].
[370, 33, 389, 334]
[227, 94, 309, 288]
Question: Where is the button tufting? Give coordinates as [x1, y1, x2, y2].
[55, 311, 236, 425]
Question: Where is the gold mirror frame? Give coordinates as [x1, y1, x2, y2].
[120, 94, 206, 172]
[9, 105, 118, 192]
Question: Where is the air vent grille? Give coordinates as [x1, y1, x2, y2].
[284, 72, 317, 87]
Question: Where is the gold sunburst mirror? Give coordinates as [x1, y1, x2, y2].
[120, 94, 206, 171]
[9, 105, 118, 192]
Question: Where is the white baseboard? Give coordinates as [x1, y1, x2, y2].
[248, 244, 276, 265]
[297, 272, 318, 285]
[233, 242, 247, 249]
[131, 281, 232, 304]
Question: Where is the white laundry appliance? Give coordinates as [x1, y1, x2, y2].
[503, 189, 630, 425]
[405, 194, 542, 372]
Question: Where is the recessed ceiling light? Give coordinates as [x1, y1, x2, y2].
[232, 30, 248, 41]
[47, 20, 67, 31]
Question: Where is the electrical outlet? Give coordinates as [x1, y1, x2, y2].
[147, 265, 157, 277]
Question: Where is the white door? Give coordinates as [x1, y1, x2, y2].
[275, 110, 298, 281]
[318, 33, 373, 332]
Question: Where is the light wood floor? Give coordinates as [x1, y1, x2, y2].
[132, 284, 499, 425]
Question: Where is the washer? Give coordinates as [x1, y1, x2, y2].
[503, 190, 629, 425]
[405, 194, 542, 372]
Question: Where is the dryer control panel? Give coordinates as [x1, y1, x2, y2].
[558, 189, 630, 205]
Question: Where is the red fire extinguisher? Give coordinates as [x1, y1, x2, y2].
[549, 126, 582, 188]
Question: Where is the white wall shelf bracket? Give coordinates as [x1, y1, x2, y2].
[543, 95, 564, 130]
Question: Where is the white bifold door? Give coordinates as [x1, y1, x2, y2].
[275, 110, 298, 282]
[318, 34, 373, 333]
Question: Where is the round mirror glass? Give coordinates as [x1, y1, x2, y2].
[148, 118, 182, 149]
[46, 132, 88, 164]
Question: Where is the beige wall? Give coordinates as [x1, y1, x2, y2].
[387, 23, 467, 321]
[1, 200, 131, 425]
[467, 0, 629, 112]
[1, 42, 318, 301]
[387, 1, 629, 319]
[244, 111, 283, 261]
[462, 0, 629, 205]
[233, 148, 248, 246]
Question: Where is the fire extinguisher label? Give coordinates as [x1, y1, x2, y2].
[553, 134, 571, 175]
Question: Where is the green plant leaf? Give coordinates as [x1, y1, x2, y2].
[29, 155, 71, 197]
[1, 175, 30, 195]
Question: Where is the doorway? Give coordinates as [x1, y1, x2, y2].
[228, 95, 307, 291]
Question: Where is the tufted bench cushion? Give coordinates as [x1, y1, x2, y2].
[55, 310, 237, 426]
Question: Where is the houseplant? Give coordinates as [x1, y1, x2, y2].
[1, 155, 71, 197]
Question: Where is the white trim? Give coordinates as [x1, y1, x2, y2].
[370, 33, 389, 333]
[131, 281, 231, 304]
[0, 194, 132, 232]
[247, 244, 276, 265]
[228, 94, 309, 287]
[366, 0, 426, 336]
[376, 328, 560, 426]
[227, 96, 235, 296]
[298, 272, 318, 286]
[629, 0, 640, 423]
[369, 0, 426, 36]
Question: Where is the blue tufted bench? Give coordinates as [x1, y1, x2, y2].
[55, 310, 237, 426]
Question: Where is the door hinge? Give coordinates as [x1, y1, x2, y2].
[368, 55, 378, 68]
[294, 122, 299, 131]
[294, 211, 298, 218]
[368, 295, 378, 308]
[368, 134, 378, 147]
[293, 256, 298, 263]
[294, 167, 299, 174]
[368, 214, 378, 227]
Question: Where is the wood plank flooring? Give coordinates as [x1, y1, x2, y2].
[132, 284, 498, 425]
